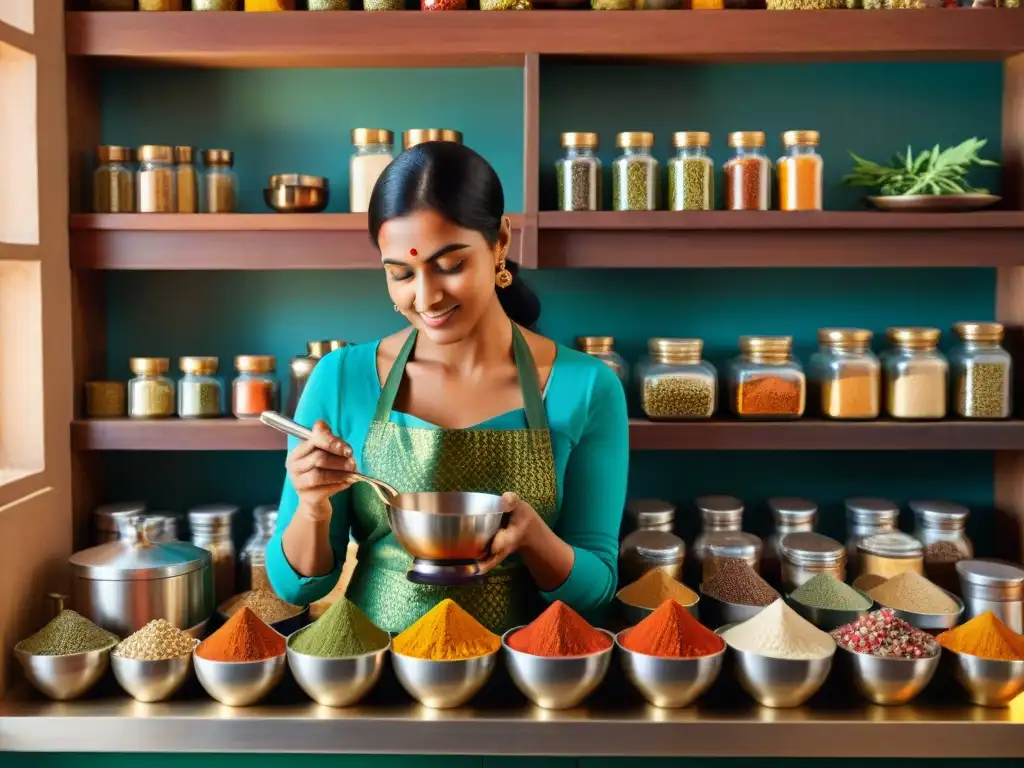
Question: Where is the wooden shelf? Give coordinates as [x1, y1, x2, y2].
[538, 211, 1024, 268]
[66, 10, 1024, 67]
[71, 417, 1024, 452]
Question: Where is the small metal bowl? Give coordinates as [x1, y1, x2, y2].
[386, 492, 506, 564]
[264, 185, 329, 213]
[878, 590, 965, 632]
[698, 588, 772, 630]
[391, 649, 498, 709]
[14, 643, 115, 701]
[616, 632, 725, 708]
[110, 653, 193, 703]
[786, 590, 874, 632]
[616, 596, 699, 627]
[192, 652, 287, 707]
[501, 628, 613, 710]
[838, 645, 941, 706]
[948, 650, 1024, 707]
[286, 629, 389, 708]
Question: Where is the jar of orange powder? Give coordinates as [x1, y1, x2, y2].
[232, 355, 278, 419]
[777, 130, 823, 212]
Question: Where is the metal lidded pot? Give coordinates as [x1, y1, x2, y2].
[779, 531, 846, 593]
[93, 501, 147, 545]
[70, 516, 214, 638]
[702, 531, 762, 584]
[624, 498, 676, 534]
[956, 559, 1024, 633]
[619, 529, 685, 586]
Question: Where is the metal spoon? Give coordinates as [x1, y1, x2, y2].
[259, 411, 399, 506]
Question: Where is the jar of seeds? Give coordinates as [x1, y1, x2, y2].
[808, 328, 880, 420]
[127, 358, 175, 419]
[85, 381, 127, 418]
[174, 146, 198, 213]
[612, 132, 658, 211]
[729, 336, 806, 419]
[668, 131, 713, 211]
[724, 131, 770, 211]
[202, 149, 237, 213]
[93, 146, 134, 214]
[178, 356, 224, 419]
[136, 145, 176, 213]
[556, 132, 601, 212]
[910, 499, 973, 594]
[949, 321, 1012, 419]
[637, 338, 717, 420]
[575, 336, 627, 385]
[481, 0, 532, 7]
[364, 0, 404, 7]
[592, 0, 634, 7]
[308, 0, 352, 7]
[882, 327, 948, 420]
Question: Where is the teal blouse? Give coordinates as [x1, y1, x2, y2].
[267, 339, 630, 615]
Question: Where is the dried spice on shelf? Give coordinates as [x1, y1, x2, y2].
[613, 132, 659, 211]
[778, 130, 823, 212]
[724, 132, 769, 211]
[668, 132, 713, 212]
[556, 132, 601, 212]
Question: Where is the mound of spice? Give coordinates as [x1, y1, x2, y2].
[393, 599, 499, 661]
[507, 601, 612, 657]
[790, 573, 872, 612]
[620, 599, 723, 658]
[868, 571, 959, 615]
[831, 609, 939, 659]
[196, 606, 285, 662]
[113, 619, 198, 661]
[289, 598, 389, 658]
[721, 599, 835, 661]
[702, 558, 779, 607]
[853, 573, 887, 593]
[617, 570, 698, 609]
[16, 610, 118, 656]
[937, 611, 1024, 661]
[222, 589, 303, 625]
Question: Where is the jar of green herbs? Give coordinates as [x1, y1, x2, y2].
[178, 357, 224, 419]
[612, 132, 658, 212]
[556, 132, 601, 212]
[668, 131, 714, 211]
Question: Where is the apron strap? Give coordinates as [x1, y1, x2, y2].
[372, 324, 549, 431]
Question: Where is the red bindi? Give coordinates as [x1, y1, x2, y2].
[410, 248, 418, 256]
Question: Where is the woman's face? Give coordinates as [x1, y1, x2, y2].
[379, 209, 511, 345]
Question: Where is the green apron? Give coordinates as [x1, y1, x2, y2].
[346, 324, 559, 634]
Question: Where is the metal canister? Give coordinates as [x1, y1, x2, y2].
[910, 499, 973, 594]
[618, 529, 685, 588]
[844, 497, 899, 574]
[702, 531, 762, 584]
[188, 504, 239, 606]
[779, 532, 846, 593]
[764, 497, 817, 587]
[623, 498, 675, 535]
[240, 505, 278, 592]
[691, 495, 744, 583]
[956, 559, 1024, 633]
[286, 355, 317, 418]
[93, 502, 147, 545]
[856, 532, 924, 584]
[143, 512, 182, 542]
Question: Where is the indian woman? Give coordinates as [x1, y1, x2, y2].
[267, 141, 629, 634]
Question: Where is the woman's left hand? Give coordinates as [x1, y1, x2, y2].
[477, 493, 540, 574]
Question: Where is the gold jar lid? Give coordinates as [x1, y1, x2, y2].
[672, 131, 711, 149]
[728, 131, 766, 149]
[782, 130, 820, 147]
[403, 129, 463, 150]
[129, 357, 170, 376]
[561, 132, 599, 149]
[202, 149, 234, 167]
[236, 355, 276, 374]
[137, 145, 174, 164]
[180, 356, 219, 375]
[306, 340, 332, 358]
[328, 340, 348, 351]
[616, 131, 655, 149]
[576, 336, 615, 354]
[739, 335, 792, 361]
[269, 173, 329, 189]
[953, 321, 1004, 343]
[887, 327, 941, 350]
[97, 146, 132, 164]
[352, 128, 394, 147]
[818, 327, 872, 349]
[649, 337, 702, 364]
[174, 146, 195, 164]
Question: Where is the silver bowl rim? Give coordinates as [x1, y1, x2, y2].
[715, 624, 837, 661]
[192, 647, 287, 666]
[284, 626, 391, 661]
[501, 626, 615, 660]
[944, 646, 1024, 667]
[872, 588, 965, 619]
[387, 493, 506, 517]
[613, 629, 726, 662]
[786, 587, 874, 616]
[835, 641, 942, 664]
[615, 593, 699, 611]
[391, 646, 501, 664]
[111, 647, 196, 663]
[14, 639, 118, 661]
[698, 586, 778, 611]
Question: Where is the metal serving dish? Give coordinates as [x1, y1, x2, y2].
[786, 591, 874, 632]
[837, 645, 941, 706]
[948, 651, 1024, 707]
[14, 644, 115, 701]
[879, 589, 965, 633]
[698, 588, 770, 630]
[501, 628, 613, 710]
[616, 632, 724, 708]
[616, 595, 699, 627]
[110, 653, 193, 703]
[391, 649, 499, 709]
[264, 185, 329, 213]
[193, 652, 287, 707]
[286, 628, 389, 708]
[386, 492, 505, 561]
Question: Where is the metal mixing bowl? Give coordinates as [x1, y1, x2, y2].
[725, 645, 835, 708]
[786, 591, 874, 632]
[616, 633, 725, 708]
[698, 589, 770, 630]
[838, 645, 941, 705]
[192, 652, 287, 707]
[616, 596, 699, 627]
[264, 185, 329, 213]
[501, 628, 613, 710]
[948, 650, 1024, 707]
[110, 653, 193, 703]
[883, 590, 965, 632]
[391, 649, 498, 709]
[286, 629, 389, 708]
[386, 492, 505, 562]
[14, 644, 114, 701]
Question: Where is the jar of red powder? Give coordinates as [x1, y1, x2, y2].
[232, 355, 278, 419]
[728, 336, 806, 419]
[724, 131, 770, 211]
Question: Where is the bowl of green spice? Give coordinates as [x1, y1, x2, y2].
[787, 574, 874, 632]
[14, 609, 119, 701]
[286, 598, 390, 707]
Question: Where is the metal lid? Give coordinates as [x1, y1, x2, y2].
[768, 497, 818, 525]
[403, 129, 463, 150]
[202, 149, 234, 167]
[188, 504, 239, 533]
[616, 131, 655, 149]
[887, 326, 940, 350]
[253, 504, 279, 526]
[71, 517, 211, 581]
[306, 340, 332, 358]
[180, 356, 219, 375]
[174, 145, 195, 164]
[97, 146, 132, 164]
[649, 338, 702, 364]
[818, 328, 872, 350]
[956, 559, 1024, 588]
[728, 131, 766, 149]
[857, 531, 924, 559]
[561, 132, 599, 149]
[235, 355, 275, 374]
[695, 495, 744, 525]
[953, 322, 1004, 343]
[142, 512, 181, 541]
[705, 531, 762, 560]
[672, 131, 711, 149]
[94, 502, 147, 532]
[620, 530, 685, 564]
[625, 499, 676, 528]
[844, 497, 899, 525]
[137, 145, 173, 164]
[129, 357, 169, 376]
[351, 128, 394, 146]
[780, 532, 844, 565]
[909, 500, 969, 527]
[576, 336, 615, 354]
[782, 130, 820, 147]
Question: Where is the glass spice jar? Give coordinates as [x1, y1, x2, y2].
[612, 132, 658, 212]
[764, 497, 818, 588]
[623, 498, 676, 536]
[233, 355, 278, 419]
[240, 505, 278, 592]
[193, 0, 241, 9]
[668, 131, 714, 212]
[882, 327, 948, 420]
[85, 381, 127, 418]
[127, 358, 175, 419]
[350, 129, 394, 214]
[619, 529, 686, 587]
[203, 150, 237, 213]
[575, 336, 628, 385]
[703, 531, 763, 584]
[856, 532, 924, 584]
[949, 321, 1012, 419]
[779, 532, 846, 594]
[556, 132, 601, 212]
[422, 0, 466, 9]
[174, 146, 198, 213]
[136, 145, 176, 213]
[910, 499, 973, 594]
[178, 356, 224, 419]
[729, 336, 806, 419]
[809, 328, 880, 420]
[637, 338, 717, 421]
[403, 129, 463, 150]
[844, 497, 899, 571]
[777, 130, 823, 212]
[691, 494, 744, 584]
[724, 131, 770, 211]
[93, 146, 135, 214]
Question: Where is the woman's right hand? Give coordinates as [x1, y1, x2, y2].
[285, 420, 358, 517]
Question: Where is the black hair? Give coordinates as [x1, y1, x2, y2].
[368, 141, 541, 329]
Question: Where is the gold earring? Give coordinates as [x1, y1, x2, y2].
[393, 304, 400, 312]
[495, 258, 513, 289]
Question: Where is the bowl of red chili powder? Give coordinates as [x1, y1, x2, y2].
[193, 606, 287, 707]
[616, 599, 725, 708]
[502, 601, 614, 710]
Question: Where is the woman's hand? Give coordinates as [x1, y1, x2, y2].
[285, 420, 357, 518]
[477, 493, 542, 574]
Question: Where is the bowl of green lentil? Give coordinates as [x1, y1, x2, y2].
[14, 609, 119, 701]
[786, 574, 874, 632]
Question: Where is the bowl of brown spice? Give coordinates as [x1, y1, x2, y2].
[615, 570, 699, 626]
[699, 559, 780, 630]
[218, 588, 308, 637]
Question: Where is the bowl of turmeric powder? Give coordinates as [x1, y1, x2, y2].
[936, 611, 1024, 707]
